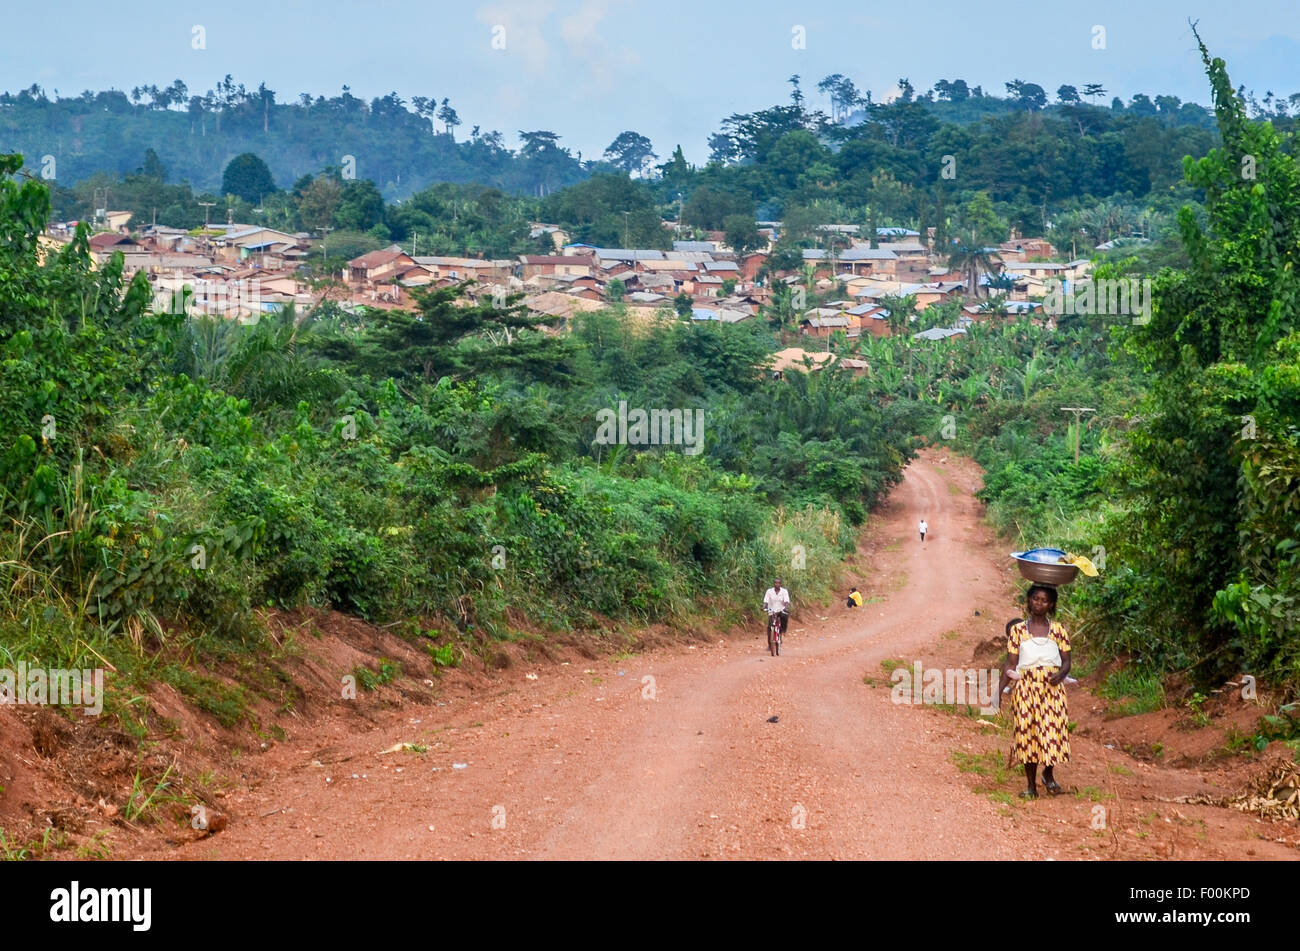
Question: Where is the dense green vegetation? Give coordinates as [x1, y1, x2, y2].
[852, 40, 1300, 695]
[0, 155, 920, 709]
[1, 45, 1296, 714]
[1095, 40, 1300, 690]
[1, 82, 586, 198]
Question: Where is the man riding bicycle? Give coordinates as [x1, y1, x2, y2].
[763, 578, 790, 637]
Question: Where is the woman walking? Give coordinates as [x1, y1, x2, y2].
[999, 584, 1072, 798]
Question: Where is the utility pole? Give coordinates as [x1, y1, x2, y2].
[319, 226, 334, 272]
[92, 188, 109, 226]
[1060, 407, 1096, 464]
[198, 200, 216, 252]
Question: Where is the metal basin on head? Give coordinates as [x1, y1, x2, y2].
[1010, 548, 1080, 585]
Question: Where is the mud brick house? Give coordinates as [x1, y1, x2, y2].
[348, 247, 415, 284]
[519, 254, 594, 280]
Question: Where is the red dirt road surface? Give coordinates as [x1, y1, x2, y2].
[130, 450, 1298, 860]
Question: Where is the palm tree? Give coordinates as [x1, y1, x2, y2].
[980, 293, 1010, 320]
[860, 335, 891, 368]
[956, 372, 992, 411]
[765, 282, 797, 331]
[1016, 352, 1051, 402]
[946, 244, 998, 299]
[177, 306, 338, 412]
[801, 261, 819, 296]
[881, 293, 917, 336]
[997, 425, 1035, 463]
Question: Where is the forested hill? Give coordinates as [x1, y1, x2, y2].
[0, 83, 589, 198]
[4, 73, 1291, 207]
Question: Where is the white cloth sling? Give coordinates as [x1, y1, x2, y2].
[1017, 635, 1063, 670]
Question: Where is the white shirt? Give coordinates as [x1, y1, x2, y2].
[919, 520, 928, 534]
[763, 587, 790, 613]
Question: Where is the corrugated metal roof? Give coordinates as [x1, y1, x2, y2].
[350, 248, 409, 268]
[840, 248, 899, 261]
[520, 255, 588, 265]
[594, 248, 665, 261]
[691, 307, 751, 323]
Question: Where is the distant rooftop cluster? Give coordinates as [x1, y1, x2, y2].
[46, 212, 1089, 341]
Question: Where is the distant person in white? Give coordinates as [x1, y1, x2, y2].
[763, 578, 790, 635]
[919, 519, 928, 543]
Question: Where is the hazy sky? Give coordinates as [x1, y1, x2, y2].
[5, 1, 1300, 162]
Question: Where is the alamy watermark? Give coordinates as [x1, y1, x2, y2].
[890, 662, 1000, 715]
[153, 280, 263, 319]
[594, 401, 705, 455]
[50, 881, 151, 931]
[0, 663, 105, 716]
[1042, 277, 1151, 325]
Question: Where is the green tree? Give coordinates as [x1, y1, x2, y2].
[437, 98, 462, 139]
[320, 284, 578, 386]
[1094, 34, 1300, 685]
[221, 153, 277, 203]
[956, 191, 1006, 246]
[1005, 80, 1047, 111]
[683, 185, 754, 231]
[723, 213, 764, 254]
[934, 79, 971, 102]
[880, 294, 917, 335]
[765, 130, 832, 192]
[946, 245, 998, 299]
[141, 148, 167, 182]
[297, 174, 343, 234]
[541, 172, 669, 248]
[657, 144, 692, 193]
[335, 179, 386, 232]
[761, 243, 802, 280]
[603, 131, 657, 176]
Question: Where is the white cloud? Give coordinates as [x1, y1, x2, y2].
[476, 0, 556, 75]
[559, 0, 630, 84]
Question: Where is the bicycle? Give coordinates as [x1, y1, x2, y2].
[767, 609, 783, 656]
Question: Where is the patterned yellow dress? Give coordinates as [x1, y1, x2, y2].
[1007, 619, 1071, 766]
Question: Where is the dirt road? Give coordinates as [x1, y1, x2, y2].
[134, 450, 1297, 860]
